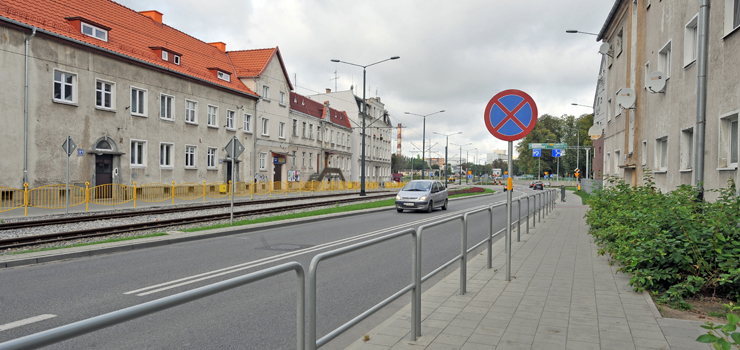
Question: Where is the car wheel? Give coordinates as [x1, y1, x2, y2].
[426, 201, 433, 213]
[396, 208, 403, 213]
[442, 199, 448, 210]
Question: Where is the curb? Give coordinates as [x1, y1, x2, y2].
[0, 193, 495, 269]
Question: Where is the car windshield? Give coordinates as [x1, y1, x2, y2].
[402, 181, 431, 191]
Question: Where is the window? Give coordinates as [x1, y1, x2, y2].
[130, 140, 146, 167]
[185, 145, 197, 168]
[616, 29, 623, 56]
[309, 153, 313, 168]
[130, 87, 147, 116]
[331, 130, 335, 144]
[292, 151, 296, 167]
[162, 51, 168, 61]
[302, 152, 306, 167]
[160, 94, 174, 120]
[719, 112, 739, 168]
[226, 110, 235, 130]
[244, 113, 252, 133]
[309, 124, 314, 139]
[81, 22, 107, 41]
[262, 118, 269, 136]
[217, 71, 230, 82]
[207, 105, 217, 127]
[724, 0, 740, 35]
[642, 140, 647, 166]
[185, 100, 197, 124]
[95, 79, 114, 109]
[160, 143, 173, 167]
[684, 14, 699, 66]
[259, 153, 266, 170]
[302, 122, 307, 138]
[174, 55, 181, 65]
[262, 86, 270, 100]
[607, 99, 612, 122]
[655, 137, 668, 171]
[680, 128, 694, 170]
[54, 70, 77, 104]
[279, 122, 285, 139]
[207, 148, 217, 168]
[606, 153, 611, 174]
[317, 126, 322, 142]
[658, 41, 672, 79]
[614, 150, 621, 174]
[279, 91, 286, 105]
[293, 120, 298, 136]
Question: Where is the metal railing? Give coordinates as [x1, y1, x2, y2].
[0, 189, 558, 350]
[0, 180, 404, 216]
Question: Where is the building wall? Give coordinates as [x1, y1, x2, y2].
[0, 26, 257, 188]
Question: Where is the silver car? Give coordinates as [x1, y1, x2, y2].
[395, 180, 448, 213]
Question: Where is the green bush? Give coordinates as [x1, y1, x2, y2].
[586, 173, 740, 308]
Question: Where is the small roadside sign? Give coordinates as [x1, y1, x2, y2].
[552, 149, 562, 157]
[62, 137, 77, 157]
[225, 137, 245, 159]
[484, 89, 538, 142]
[533, 149, 541, 157]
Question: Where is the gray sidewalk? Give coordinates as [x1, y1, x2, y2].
[347, 191, 711, 350]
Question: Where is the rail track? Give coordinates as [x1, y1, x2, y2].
[0, 193, 395, 250]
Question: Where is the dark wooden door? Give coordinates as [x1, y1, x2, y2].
[95, 155, 113, 185]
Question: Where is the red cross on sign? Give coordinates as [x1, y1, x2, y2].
[484, 89, 538, 142]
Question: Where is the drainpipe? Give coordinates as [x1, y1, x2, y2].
[254, 98, 260, 182]
[23, 27, 37, 186]
[694, 0, 710, 200]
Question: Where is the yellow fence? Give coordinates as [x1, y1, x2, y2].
[0, 180, 406, 216]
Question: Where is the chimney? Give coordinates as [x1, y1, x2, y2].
[139, 10, 163, 24]
[209, 42, 227, 53]
[325, 88, 331, 93]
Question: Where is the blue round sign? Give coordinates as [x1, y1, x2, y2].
[484, 89, 538, 142]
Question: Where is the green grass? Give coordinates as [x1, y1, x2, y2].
[184, 189, 495, 232]
[8, 232, 168, 255]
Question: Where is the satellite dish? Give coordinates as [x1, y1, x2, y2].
[646, 71, 666, 93]
[616, 88, 636, 109]
[588, 124, 601, 140]
[599, 43, 611, 55]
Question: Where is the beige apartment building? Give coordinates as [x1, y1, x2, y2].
[598, 0, 740, 197]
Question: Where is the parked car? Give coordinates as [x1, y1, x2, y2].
[448, 176, 455, 182]
[545, 181, 551, 188]
[395, 180, 448, 213]
[529, 181, 535, 188]
[533, 181, 544, 190]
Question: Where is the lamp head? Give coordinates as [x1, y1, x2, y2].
[571, 103, 577, 106]
[330, 59, 340, 63]
[390, 56, 400, 60]
[440, 110, 445, 113]
[566, 30, 578, 33]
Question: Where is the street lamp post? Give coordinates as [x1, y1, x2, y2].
[452, 142, 471, 185]
[565, 30, 598, 36]
[405, 110, 445, 180]
[434, 131, 461, 188]
[331, 56, 400, 196]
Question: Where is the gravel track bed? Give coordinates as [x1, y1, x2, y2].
[0, 194, 392, 256]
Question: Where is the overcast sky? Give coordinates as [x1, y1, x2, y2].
[119, 0, 613, 161]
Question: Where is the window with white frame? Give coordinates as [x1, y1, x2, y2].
[244, 113, 252, 133]
[331, 130, 334, 144]
[207, 147, 217, 168]
[684, 14, 699, 66]
[185, 145, 197, 168]
[207, 105, 217, 127]
[81, 22, 107, 41]
[680, 128, 694, 170]
[217, 71, 230, 82]
[185, 100, 197, 124]
[659, 41, 672, 79]
[309, 124, 314, 139]
[309, 153, 313, 168]
[259, 153, 266, 170]
[614, 150, 621, 174]
[130, 87, 147, 116]
[607, 99, 612, 122]
[724, 0, 740, 35]
[262, 86, 270, 100]
[302, 152, 306, 167]
[616, 29, 623, 56]
[655, 137, 668, 171]
[160, 143, 173, 167]
[279, 91, 286, 106]
[642, 140, 648, 166]
[719, 112, 739, 168]
[226, 110, 235, 130]
[292, 151, 296, 167]
[606, 152, 611, 174]
[95, 79, 114, 109]
[262, 118, 269, 136]
[174, 55, 180, 65]
[293, 120, 298, 136]
[130, 140, 146, 167]
[160, 94, 174, 120]
[302, 122, 307, 138]
[54, 70, 77, 104]
[317, 126, 321, 141]
[279, 122, 285, 139]
[162, 51, 168, 61]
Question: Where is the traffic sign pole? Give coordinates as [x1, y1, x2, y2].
[506, 141, 513, 282]
[66, 136, 70, 215]
[230, 136, 236, 225]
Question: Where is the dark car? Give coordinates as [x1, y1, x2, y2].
[529, 181, 535, 188]
[533, 181, 544, 190]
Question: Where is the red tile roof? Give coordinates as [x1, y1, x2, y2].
[228, 47, 294, 90]
[290, 92, 352, 129]
[0, 0, 257, 97]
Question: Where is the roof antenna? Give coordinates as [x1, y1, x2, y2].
[330, 70, 339, 92]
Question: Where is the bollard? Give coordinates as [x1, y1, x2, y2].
[517, 198, 521, 242]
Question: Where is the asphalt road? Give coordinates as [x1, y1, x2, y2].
[0, 186, 550, 349]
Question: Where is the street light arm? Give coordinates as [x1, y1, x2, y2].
[366, 56, 401, 68]
[565, 30, 598, 36]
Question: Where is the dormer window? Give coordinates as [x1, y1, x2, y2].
[217, 71, 231, 82]
[174, 55, 180, 65]
[162, 51, 168, 61]
[81, 22, 108, 41]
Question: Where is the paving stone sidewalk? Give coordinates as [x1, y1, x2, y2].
[347, 191, 712, 350]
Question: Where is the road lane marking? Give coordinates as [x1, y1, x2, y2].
[0, 314, 57, 332]
[125, 205, 495, 296]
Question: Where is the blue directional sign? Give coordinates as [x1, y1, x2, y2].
[533, 149, 541, 157]
[552, 149, 562, 157]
